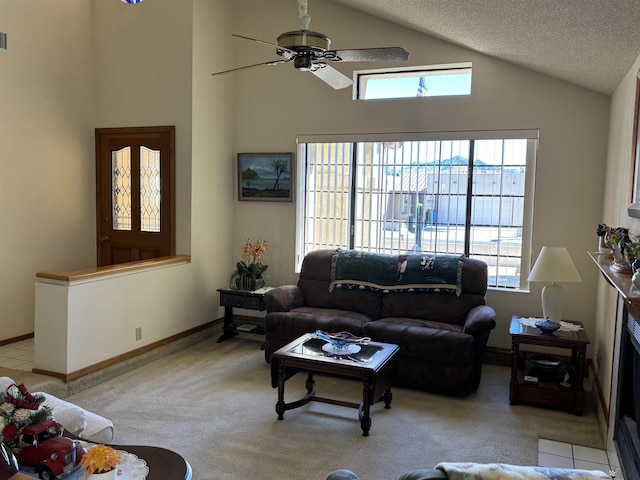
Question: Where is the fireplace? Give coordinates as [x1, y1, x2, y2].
[614, 309, 640, 478]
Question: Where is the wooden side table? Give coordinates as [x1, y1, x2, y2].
[509, 315, 590, 415]
[217, 288, 271, 344]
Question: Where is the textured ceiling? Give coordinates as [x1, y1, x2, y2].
[330, 0, 640, 95]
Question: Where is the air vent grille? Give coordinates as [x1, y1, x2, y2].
[0, 32, 7, 53]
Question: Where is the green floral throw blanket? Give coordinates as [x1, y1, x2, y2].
[330, 250, 463, 296]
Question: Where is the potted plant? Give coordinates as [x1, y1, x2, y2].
[80, 444, 120, 479]
[228, 238, 270, 291]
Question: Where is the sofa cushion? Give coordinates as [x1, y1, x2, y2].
[39, 393, 87, 435]
[363, 318, 474, 365]
[381, 292, 485, 326]
[266, 307, 373, 341]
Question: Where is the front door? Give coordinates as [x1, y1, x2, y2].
[96, 126, 175, 266]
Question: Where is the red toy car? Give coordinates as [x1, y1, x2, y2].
[14, 420, 86, 480]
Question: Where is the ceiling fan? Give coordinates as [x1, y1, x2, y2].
[211, 0, 409, 89]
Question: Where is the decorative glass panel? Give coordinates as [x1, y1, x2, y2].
[112, 147, 132, 231]
[140, 146, 161, 232]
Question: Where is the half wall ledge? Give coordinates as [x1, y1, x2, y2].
[36, 255, 191, 283]
[34, 255, 194, 380]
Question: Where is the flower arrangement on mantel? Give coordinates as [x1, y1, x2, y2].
[228, 238, 270, 291]
[597, 223, 637, 272]
[80, 443, 121, 478]
[0, 383, 53, 452]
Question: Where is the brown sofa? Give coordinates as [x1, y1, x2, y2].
[264, 249, 496, 395]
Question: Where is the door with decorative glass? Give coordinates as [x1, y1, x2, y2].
[95, 126, 175, 266]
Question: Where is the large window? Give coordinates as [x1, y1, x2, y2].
[296, 132, 537, 290]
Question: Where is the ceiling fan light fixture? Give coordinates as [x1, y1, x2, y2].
[121, 0, 143, 4]
[293, 53, 313, 71]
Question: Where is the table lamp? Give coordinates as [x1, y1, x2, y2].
[527, 246, 582, 322]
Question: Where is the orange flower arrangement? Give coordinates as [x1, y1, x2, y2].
[229, 238, 270, 289]
[80, 444, 120, 475]
[240, 238, 269, 268]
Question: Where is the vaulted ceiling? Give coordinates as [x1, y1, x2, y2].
[331, 0, 640, 95]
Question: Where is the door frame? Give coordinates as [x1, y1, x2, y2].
[95, 126, 176, 266]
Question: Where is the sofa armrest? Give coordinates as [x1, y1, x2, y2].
[265, 285, 304, 312]
[462, 304, 497, 335]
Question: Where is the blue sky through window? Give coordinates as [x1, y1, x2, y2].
[358, 66, 472, 99]
[364, 73, 471, 99]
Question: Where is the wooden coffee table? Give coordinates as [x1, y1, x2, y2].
[114, 445, 192, 480]
[59, 436, 192, 480]
[270, 333, 399, 436]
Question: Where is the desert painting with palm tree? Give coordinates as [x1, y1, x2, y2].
[237, 152, 294, 202]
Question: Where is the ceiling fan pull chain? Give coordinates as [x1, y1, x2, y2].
[298, 0, 310, 30]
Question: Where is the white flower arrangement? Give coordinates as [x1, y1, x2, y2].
[0, 383, 53, 452]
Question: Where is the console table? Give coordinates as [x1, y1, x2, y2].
[509, 315, 589, 415]
[217, 287, 271, 343]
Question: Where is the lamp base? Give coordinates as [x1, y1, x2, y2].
[541, 282, 564, 323]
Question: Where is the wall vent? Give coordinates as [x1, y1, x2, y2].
[0, 32, 7, 53]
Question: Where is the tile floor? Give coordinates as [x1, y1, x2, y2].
[0, 338, 34, 371]
[0, 340, 618, 478]
[539, 439, 616, 478]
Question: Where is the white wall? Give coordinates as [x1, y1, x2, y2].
[92, 0, 195, 253]
[0, 1, 96, 339]
[2, 0, 235, 349]
[229, 0, 611, 351]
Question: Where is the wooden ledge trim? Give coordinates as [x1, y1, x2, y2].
[36, 255, 191, 283]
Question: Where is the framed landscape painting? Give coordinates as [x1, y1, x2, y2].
[237, 152, 294, 202]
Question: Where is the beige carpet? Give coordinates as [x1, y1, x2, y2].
[28, 334, 601, 480]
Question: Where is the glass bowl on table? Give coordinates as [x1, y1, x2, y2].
[313, 330, 371, 355]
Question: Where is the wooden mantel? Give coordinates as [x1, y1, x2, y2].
[588, 251, 640, 319]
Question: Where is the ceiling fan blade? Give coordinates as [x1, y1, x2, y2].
[232, 34, 297, 57]
[311, 63, 353, 89]
[211, 59, 290, 76]
[327, 47, 409, 63]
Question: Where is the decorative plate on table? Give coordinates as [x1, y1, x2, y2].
[322, 343, 361, 355]
[528, 354, 564, 371]
[78, 449, 149, 480]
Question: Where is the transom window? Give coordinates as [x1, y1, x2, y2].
[295, 131, 537, 291]
[355, 63, 472, 100]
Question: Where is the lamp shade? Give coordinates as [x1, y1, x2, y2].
[527, 246, 582, 283]
[528, 246, 582, 322]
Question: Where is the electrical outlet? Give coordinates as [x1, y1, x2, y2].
[135, 327, 142, 341]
